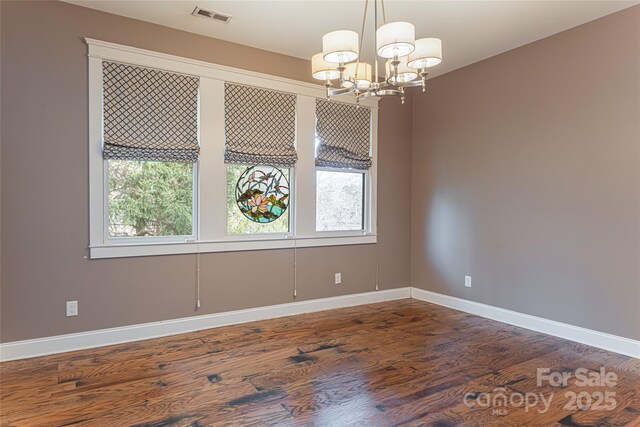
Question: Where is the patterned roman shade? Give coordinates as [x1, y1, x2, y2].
[102, 61, 200, 163]
[224, 83, 297, 167]
[315, 99, 372, 170]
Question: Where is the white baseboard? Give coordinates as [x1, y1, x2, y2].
[411, 288, 640, 359]
[0, 288, 411, 362]
[2, 287, 637, 362]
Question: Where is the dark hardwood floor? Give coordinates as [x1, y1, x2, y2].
[1, 299, 638, 426]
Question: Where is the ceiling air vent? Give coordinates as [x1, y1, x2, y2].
[191, 6, 232, 24]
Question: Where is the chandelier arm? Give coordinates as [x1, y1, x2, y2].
[359, 90, 387, 99]
[389, 69, 429, 89]
[394, 80, 424, 88]
[328, 84, 358, 97]
[376, 89, 401, 97]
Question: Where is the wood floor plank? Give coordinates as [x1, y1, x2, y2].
[1, 299, 638, 426]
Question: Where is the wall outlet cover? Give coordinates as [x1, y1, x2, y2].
[465, 276, 472, 288]
[66, 301, 78, 317]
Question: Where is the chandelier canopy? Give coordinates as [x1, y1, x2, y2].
[311, 0, 442, 104]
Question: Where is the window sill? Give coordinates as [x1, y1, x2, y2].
[89, 234, 377, 259]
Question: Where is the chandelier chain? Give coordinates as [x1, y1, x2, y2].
[374, 0, 379, 84]
[355, 0, 369, 83]
[381, 0, 387, 24]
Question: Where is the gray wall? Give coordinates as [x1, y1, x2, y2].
[411, 6, 640, 340]
[2, 1, 637, 344]
[0, 1, 412, 342]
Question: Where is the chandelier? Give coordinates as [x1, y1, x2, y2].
[311, 0, 442, 104]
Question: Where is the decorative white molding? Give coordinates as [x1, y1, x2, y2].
[3, 287, 636, 362]
[0, 288, 410, 362]
[89, 235, 378, 259]
[411, 288, 640, 359]
[84, 38, 379, 109]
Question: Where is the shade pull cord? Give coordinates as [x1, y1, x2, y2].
[293, 239, 298, 298]
[375, 240, 380, 291]
[373, 153, 379, 291]
[195, 251, 201, 309]
[375, 197, 380, 292]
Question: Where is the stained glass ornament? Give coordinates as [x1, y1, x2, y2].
[236, 166, 290, 223]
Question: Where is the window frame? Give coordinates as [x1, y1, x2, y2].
[314, 167, 368, 234]
[87, 38, 378, 259]
[103, 159, 200, 244]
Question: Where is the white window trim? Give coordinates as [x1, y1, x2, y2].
[87, 38, 379, 259]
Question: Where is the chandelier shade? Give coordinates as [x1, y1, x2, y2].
[345, 62, 373, 87]
[376, 22, 415, 58]
[312, 53, 341, 80]
[322, 30, 359, 63]
[408, 38, 442, 69]
[385, 57, 418, 84]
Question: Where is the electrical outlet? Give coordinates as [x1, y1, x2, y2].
[335, 273, 342, 285]
[66, 300, 78, 317]
[465, 276, 472, 288]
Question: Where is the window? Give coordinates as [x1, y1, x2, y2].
[316, 170, 364, 231]
[224, 83, 296, 236]
[101, 61, 199, 241]
[315, 99, 372, 233]
[87, 39, 378, 258]
[227, 165, 290, 235]
[108, 160, 194, 238]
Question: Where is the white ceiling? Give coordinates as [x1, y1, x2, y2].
[64, 0, 637, 78]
